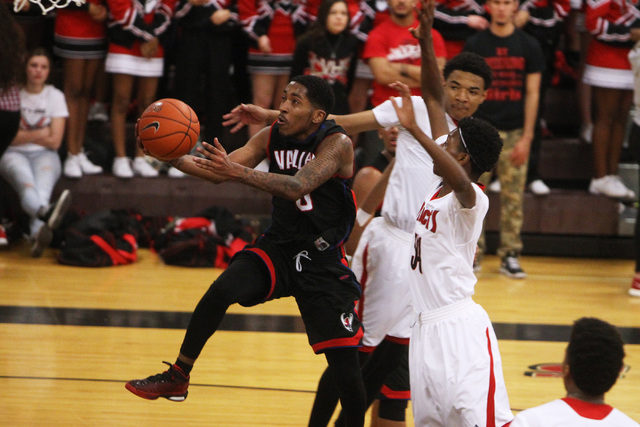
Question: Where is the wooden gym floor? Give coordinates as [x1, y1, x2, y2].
[1, 243, 639, 425]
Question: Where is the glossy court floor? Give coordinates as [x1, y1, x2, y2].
[1, 243, 639, 425]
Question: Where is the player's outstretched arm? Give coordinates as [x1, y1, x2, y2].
[345, 158, 395, 254]
[222, 104, 279, 133]
[223, 104, 382, 136]
[194, 131, 353, 200]
[345, 158, 395, 255]
[165, 129, 269, 183]
[390, 82, 475, 207]
[328, 110, 381, 135]
[414, 0, 449, 139]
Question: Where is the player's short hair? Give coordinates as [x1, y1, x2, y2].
[567, 317, 625, 397]
[291, 75, 335, 115]
[444, 52, 493, 90]
[457, 116, 502, 175]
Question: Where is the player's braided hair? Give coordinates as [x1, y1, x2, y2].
[567, 317, 625, 397]
[444, 52, 493, 90]
[457, 116, 502, 176]
[291, 75, 335, 116]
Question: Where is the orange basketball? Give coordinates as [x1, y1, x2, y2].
[138, 98, 200, 160]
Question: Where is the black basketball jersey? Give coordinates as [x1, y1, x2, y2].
[263, 119, 356, 252]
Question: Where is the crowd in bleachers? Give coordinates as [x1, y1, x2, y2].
[1, 0, 639, 291]
[4, 0, 635, 187]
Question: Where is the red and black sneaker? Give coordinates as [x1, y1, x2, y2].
[125, 361, 189, 402]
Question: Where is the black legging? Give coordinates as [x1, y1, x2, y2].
[334, 341, 407, 426]
[179, 255, 271, 360]
[309, 351, 370, 427]
[179, 254, 366, 426]
[309, 340, 408, 427]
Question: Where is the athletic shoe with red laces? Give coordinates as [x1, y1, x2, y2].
[125, 361, 189, 401]
[629, 277, 640, 297]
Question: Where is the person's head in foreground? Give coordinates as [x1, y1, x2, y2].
[564, 317, 625, 400]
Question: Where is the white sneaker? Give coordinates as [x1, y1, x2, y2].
[580, 123, 593, 143]
[609, 175, 636, 200]
[63, 154, 83, 179]
[132, 156, 159, 178]
[78, 152, 103, 175]
[112, 157, 134, 179]
[488, 179, 501, 193]
[528, 179, 550, 196]
[589, 176, 632, 199]
[88, 102, 109, 122]
[167, 167, 186, 178]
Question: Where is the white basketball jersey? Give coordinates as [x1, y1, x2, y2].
[408, 183, 488, 312]
[372, 96, 456, 233]
[511, 398, 640, 427]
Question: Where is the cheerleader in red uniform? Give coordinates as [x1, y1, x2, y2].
[239, 0, 310, 136]
[54, 0, 108, 178]
[583, 0, 638, 199]
[104, 0, 176, 178]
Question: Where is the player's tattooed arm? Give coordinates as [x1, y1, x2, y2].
[194, 133, 353, 200]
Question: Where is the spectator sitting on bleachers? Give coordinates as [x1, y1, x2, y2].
[0, 48, 72, 257]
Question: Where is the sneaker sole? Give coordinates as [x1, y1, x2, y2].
[629, 287, 640, 297]
[125, 383, 188, 402]
[81, 169, 103, 175]
[47, 190, 72, 230]
[589, 187, 634, 200]
[499, 267, 527, 279]
[63, 171, 82, 179]
[31, 225, 53, 257]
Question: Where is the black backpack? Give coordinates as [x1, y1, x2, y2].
[57, 209, 144, 267]
[152, 206, 251, 268]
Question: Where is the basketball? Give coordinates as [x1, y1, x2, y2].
[138, 98, 200, 160]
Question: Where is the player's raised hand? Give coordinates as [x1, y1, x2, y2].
[194, 139, 237, 177]
[410, 0, 435, 40]
[389, 81, 418, 133]
[222, 104, 271, 134]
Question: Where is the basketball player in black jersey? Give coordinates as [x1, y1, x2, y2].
[126, 75, 367, 426]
